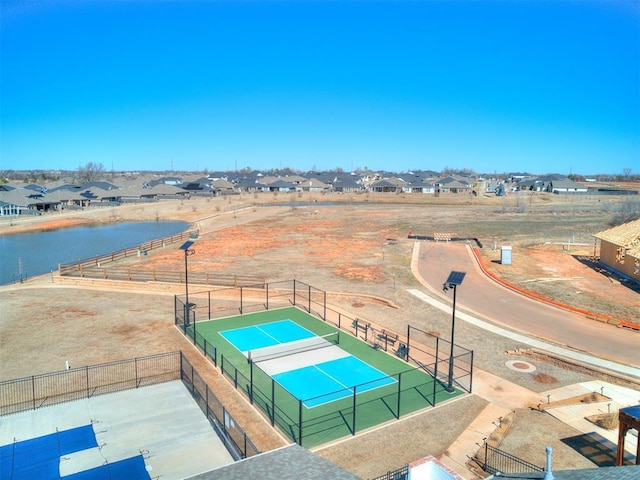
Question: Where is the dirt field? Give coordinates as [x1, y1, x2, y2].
[1, 191, 639, 478]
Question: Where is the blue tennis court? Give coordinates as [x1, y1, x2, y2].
[274, 356, 396, 408]
[219, 319, 315, 352]
[220, 319, 396, 408]
[0, 424, 150, 480]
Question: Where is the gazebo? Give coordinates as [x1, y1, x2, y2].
[617, 404, 640, 465]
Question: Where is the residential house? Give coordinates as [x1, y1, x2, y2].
[548, 179, 588, 194]
[593, 218, 640, 283]
[403, 177, 435, 194]
[434, 176, 473, 194]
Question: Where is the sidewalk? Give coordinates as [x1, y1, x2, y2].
[439, 369, 541, 479]
[409, 242, 640, 479]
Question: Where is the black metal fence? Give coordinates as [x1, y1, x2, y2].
[174, 279, 475, 447]
[0, 352, 180, 415]
[175, 280, 473, 396]
[477, 443, 543, 475]
[370, 465, 409, 480]
[406, 325, 473, 394]
[180, 353, 260, 459]
[0, 351, 260, 460]
[59, 230, 196, 276]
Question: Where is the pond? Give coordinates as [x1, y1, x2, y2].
[0, 221, 189, 285]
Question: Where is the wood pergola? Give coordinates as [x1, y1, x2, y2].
[617, 405, 640, 465]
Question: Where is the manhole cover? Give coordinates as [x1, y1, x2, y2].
[505, 360, 536, 372]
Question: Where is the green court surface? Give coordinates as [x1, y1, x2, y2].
[189, 306, 463, 448]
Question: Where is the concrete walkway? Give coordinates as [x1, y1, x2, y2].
[409, 241, 640, 479]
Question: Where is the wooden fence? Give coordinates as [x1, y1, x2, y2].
[58, 229, 265, 287]
[59, 230, 195, 276]
[68, 267, 264, 288]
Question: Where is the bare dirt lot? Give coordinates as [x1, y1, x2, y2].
[1, 191, 639, 478]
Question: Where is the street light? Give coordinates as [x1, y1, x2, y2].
[180, 241, 196, 341]
[443, 270, 466, 393]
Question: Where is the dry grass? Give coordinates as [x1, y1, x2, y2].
[2, 191, 639, 478]
[585, 412, 619, 430]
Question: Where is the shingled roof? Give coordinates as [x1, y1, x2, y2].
[593, 218, 640, 258]
[186, 444, 362, 480]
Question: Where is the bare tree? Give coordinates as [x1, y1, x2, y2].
[623, 167, 632, 177]
[77, 162, 105, 183]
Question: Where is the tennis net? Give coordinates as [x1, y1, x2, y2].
[248, 332, 340, 363]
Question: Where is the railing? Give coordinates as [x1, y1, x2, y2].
[370, 465, 409, 480]
[174, 279, 475, 448]
[477, 443, 543, 475]
[180, 353, 260, 459]
[58, 230, 196, 276]
[69, 268, 265, 288]
[0, 351, 260, 460]
[0, 352, 181, 416]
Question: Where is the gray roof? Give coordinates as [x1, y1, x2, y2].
[186, 444, 363, 480]
[488, 465, 640, 479]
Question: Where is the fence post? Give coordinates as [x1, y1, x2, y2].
[298, 400, 303, 446]
[323, 291, 327, 320]
[406, 325, 411, 362]
[208, 291, 211, 320]
[249, 361, 254, 404]
[434, 337, 439, 387]
[205, 383, 209, 420]
[293, 280, 296, 306]
[135, 357, 139, 388]
[352, 387, 357, 436]
[396, 372, 402, 419]
[484, 441, 488, 472]
[86, 366, 90, 398]
[271, 378, 275, 426]
[240, 287, 243, 314]
[222, 406, 228, 438]
[32, 376, 36, 410]
[432, 364, 437, 406]
[307, 284, 311, 312]
[469, 350, 474, 393]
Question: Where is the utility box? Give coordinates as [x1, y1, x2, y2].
[501, 246, 512, 265]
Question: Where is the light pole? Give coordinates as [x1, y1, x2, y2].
[180, 241, 196, 342]
[443, 270, 466, 393]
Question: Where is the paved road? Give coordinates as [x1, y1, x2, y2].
[415, 241, 639, 368]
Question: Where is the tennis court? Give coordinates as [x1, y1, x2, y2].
[0, 381, 234, 480]
[220, 320, 396, 408]
[194, 307, 462, 447]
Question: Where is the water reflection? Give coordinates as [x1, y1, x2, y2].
[0, 221, 189, 285]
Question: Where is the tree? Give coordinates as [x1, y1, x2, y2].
[623, 167, 632, 177]
[77, 162, 105, 183]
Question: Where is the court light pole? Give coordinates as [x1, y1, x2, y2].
[442, 270, 466, 393]
[180, 241, 196, 342]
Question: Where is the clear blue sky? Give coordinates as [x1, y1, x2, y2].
[1, 1, 638, 176]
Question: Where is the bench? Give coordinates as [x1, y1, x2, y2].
[352, 318, 371, 341]
[377, 329, 398, 346]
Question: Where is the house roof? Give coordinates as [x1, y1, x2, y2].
[186, 444, 362, 480]
[550, 179, 586, 190]
[593, 218, 640, 258]
[487, 465, 640, 479]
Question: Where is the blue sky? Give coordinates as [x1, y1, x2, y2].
[1, 1, 638, 175]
